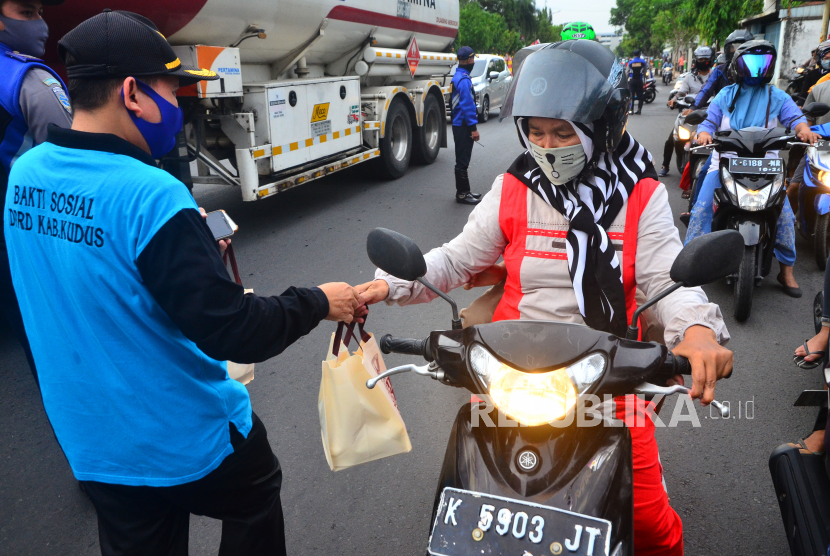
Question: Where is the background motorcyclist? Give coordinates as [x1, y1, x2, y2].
[686, 40, 820, 298]
[685, 29, 753, 116]
[798, 42, 830, 99]
[628, 49, 647, 115]
[358, 40, 733, 556]
[785, 41, 830, 202]
[800, 40, 830, 99]
[659, 46, 715, 177]
[679, 30, 754, 217]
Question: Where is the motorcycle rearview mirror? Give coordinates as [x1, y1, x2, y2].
[367, 228, 426, 281]
[683, 109, 708, 126]
[366, 228, 463, 330]
[625, 230, 743, 340]
[802, 102, 830, 119]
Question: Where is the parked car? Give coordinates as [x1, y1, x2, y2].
[448, 54, 513, 122]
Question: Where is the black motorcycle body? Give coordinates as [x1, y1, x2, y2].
[704, 125, 791, 321]
[365, 227, 742, 556]
[643, 78, 657, 104]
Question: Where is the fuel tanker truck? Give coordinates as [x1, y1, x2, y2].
[45, 0, 460, 201]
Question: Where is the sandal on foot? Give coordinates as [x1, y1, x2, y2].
[793, 340, 826, 369]
[777, 274, 803, 298]
[681, 189, 691, 199]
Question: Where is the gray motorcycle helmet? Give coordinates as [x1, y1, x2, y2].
[500, 40, 630, 154]
[724, 29, 754, 63]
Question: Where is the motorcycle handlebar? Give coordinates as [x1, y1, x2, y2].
[379, 334, 433, 361]
[664, 352, 692, 376]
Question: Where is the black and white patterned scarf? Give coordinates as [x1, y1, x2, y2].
[507, 120, 657, 336]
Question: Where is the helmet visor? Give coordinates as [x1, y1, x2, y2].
[500, 46, 621, 123]
[735, 53, 774, 79]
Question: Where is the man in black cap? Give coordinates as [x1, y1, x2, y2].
[451, 45, 482, 205]
[0, 0, 72, 388]
[4, 10, 365, 556]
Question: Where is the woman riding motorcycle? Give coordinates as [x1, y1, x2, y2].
[685, 40, 820, 297]
[357, 40, 733, 555]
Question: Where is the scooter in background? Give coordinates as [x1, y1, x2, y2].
[684, 110, 798, 321]
[793, 107, 830, 269]
[643, 77, 657, 104]
[662, 63, 674, 85]
[365, 227, 740, 556]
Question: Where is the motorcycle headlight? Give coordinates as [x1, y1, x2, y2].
[469, 344, 606, 426]
[678, 126, 692, 141]
[736, 182, 772, 211]
[812, 166, 830, 189]
[721, 167, 738, 198]
[771, 172, 784, 195]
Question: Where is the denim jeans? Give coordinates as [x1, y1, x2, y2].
[690, 152, 712, 206]
[685, 168, 796, 266]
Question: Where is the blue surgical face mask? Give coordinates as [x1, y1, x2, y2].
[0, 16, 49, 58]
[822, 58, 830, 71]
[123, 79, 183, 159]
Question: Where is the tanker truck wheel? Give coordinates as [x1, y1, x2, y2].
[375, 98, 412, 179]
[413, 95, 442, 165]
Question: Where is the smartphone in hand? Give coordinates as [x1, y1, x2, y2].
[205, 210, 238, 240]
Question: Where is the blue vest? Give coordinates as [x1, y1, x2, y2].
[0, 45, 65, 186]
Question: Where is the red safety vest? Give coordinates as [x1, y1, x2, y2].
[493, 172, 661, 332]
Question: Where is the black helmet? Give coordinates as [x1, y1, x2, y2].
[724, 29, 754, 63]
[500, 40, 630, 154]
[716, 51, 726, 65]
[693, 45, 715, 70]
[729, 40, 776, 86]
[817, 40, 830, 62]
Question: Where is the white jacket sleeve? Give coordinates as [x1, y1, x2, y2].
[634, 184, 730, 349]
[376, 175, 508, 305]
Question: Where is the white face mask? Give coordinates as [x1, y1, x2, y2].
[528, 142, 587, 185]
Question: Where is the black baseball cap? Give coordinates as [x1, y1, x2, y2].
[57, 10, 219, 85]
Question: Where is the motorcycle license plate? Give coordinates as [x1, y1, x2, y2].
[728, 157, 783, 174]
[428, 488, 612, 556]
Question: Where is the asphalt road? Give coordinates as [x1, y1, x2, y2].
[1, 93, 824, 555]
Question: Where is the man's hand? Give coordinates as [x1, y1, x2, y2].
[355, 280, 390, 305]
[696, 131, 713, 145]
[199, 207, 230, 254]
[671, 325, 733, 405]
[471, 130, 481, 141]
[682, 108, 693, 116]
[667, 99, 675, 108]
[318, 282, 365, 323]
[795, 122, 821, 144]
[463, 262, 507, 290]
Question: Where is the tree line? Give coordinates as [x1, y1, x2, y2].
[455, 0, 563, 55]
[610, 0, 802, 57]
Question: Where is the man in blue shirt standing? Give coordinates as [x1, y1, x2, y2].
[628, 50, 647, 115]
[4, 10, 364, 555]
[0, 0, 73, 387]
[451, 45, 482, 205]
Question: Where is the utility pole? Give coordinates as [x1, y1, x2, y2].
[822, 0, 830, 41]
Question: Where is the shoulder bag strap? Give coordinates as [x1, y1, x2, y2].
[222, 244, 243, 285]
